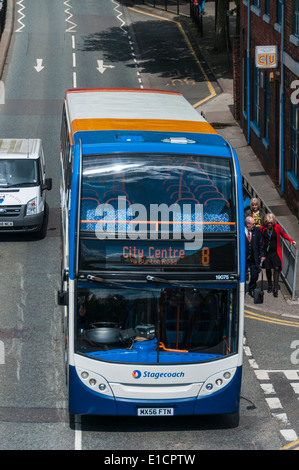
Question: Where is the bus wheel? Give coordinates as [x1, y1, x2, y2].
[220, 410, 240, 428]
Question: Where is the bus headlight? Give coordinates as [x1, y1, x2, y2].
[198, 368, 237, 396]
[76, 367, 113, 397]
[26, 197, 37, 215]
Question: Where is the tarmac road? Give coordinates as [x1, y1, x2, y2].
[0, 0, 297, 451]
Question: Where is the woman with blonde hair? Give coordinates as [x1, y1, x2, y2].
[260, 213, 296, 297]
[245, 197, 266, 227]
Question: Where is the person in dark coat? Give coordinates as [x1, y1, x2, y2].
[245, 216, 265, 296]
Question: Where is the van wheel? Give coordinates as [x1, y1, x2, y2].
[36, 203, 49, 239]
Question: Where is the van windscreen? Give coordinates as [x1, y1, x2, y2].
[0, 159, 39, 188]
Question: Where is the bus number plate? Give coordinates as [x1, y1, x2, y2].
[137, 408, 174, 416]
[0, 221, 13, 227]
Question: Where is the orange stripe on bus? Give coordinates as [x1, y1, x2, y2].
[71, 118, 218, 135]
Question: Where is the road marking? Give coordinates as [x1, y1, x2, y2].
[260, 383, 275, 394]
[245, 309, 299, 327]
[73, 71, 77, 89]
[281, 438, 299, 450]
[112, 1, 143, 87]
[265, 397, 283, 410]
[71, 35, 77, 88]
[34, 59, 44, 72]
[64, 0, 77, 33]
[290, 382, 299, 394]
[127, 7, 216, 106]
[259, 373, 299, 442]
[96, 60, 115, 74]
[74, 414, 82, 450]
[112, 0, 126, 33]
[15, 0, 26, 32]
[280, 429, 298, 442]
[0, 341, 4, 365]
[244, 337, 299, 443]
[272, 412, 290, 426]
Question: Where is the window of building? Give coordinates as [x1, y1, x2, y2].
[294, 0, 299, 37]
[251, 63, 260, 135]
[263, 73, 270, 149]
[265, 0, 270, 15]
[277, 0, 283, 24]
[242, 58, 247, 118]
[288, 103, 299, 190]
[252, 0, 260, 7]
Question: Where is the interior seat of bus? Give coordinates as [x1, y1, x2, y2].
[80, 155, 233, 233]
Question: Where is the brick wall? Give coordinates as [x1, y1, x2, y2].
[238, 1, 299, 219]
[232, 35, 241, 121]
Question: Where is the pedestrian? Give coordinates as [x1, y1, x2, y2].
[243, 193, 251, 211]
[245, 197, 266, 228]
[245, 216, 265, 297]
[260, 213, 296, 297]
[198, 0, 205, 13]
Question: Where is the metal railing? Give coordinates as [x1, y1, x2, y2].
[141, 0, 190, 15]
[242, 175, 298, 300]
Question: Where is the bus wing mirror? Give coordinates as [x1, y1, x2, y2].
[57, 290, 68, 306]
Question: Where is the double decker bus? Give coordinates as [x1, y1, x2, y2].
[59, 88, 245, 425]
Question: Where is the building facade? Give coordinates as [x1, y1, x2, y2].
[235, 0, 299, 218]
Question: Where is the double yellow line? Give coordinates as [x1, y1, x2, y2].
[245, 310, 299, 328]
[128, 7, 216, 107]
[281, 438, 299, 450]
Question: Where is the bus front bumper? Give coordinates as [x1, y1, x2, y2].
[68, 365, 242, 417]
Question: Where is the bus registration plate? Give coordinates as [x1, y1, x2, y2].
[137, 408, 174, 416]
[0, 221, 13, 227]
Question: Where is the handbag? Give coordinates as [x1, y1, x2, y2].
[253, 268, 264, 304]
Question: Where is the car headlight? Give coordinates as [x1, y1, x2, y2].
[26, 197, 37, 215]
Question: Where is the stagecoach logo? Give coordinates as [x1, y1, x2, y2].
[0, 195, 5, 204]
[132, 370, 142, 379]
[93, 196, 204, 251]
[132, 369, 185, 380]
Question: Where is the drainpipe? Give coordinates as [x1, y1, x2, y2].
[247, 0, 251, 144]
[279, 0, 285, 192]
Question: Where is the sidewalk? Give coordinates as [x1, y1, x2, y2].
[136, 1, 299, 316]
[181, 1, 299, 317]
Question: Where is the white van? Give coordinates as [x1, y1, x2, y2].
[0, 139, 52, 238]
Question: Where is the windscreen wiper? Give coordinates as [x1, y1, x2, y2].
[146, 275, 198, 290]
[86, 274, 160, 292]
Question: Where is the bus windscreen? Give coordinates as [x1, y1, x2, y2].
[76, 285, 238, 364]
[80, 153, 235, 232]
[79, 154, 236, 272]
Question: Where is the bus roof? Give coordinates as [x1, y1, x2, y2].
[0, 139, 41, 159]
[64, 88, 218, 136]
